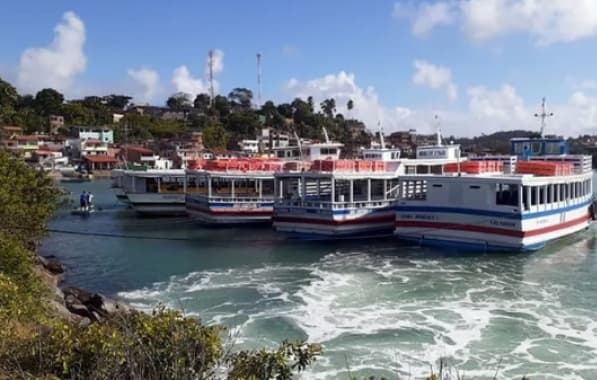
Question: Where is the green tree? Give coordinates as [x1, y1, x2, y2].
[203, 122, 228, 149]
[193, 93, 211, 113]
[166, 92, 192, 110]
[307, 96, 314, 113]
[0, 152, 61, 245]
[34, 88, 64, 116]
[320, 98, 336, 118]
[347, 99, 354, 118]
[62, 102, 95, 126]
[0, 77, 19, 124]
[104, 94, 132, 109]
[214, 94, 231, 117]
[228, 88, 253, 111]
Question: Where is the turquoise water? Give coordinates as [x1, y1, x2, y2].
[43, 179, 597, 379]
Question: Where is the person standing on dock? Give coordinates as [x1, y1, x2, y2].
[80, 191, 88, 211]
[88, 192, 94, 210]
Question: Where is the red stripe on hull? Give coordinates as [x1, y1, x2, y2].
[273, 214, 395, 226]
[187, 205, 271, 216]
[395, 213, 590, 238]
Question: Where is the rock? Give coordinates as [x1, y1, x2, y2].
[45, 260, 64, 275]
[78, 317, 92, 328]
[65, 302, 93, 320]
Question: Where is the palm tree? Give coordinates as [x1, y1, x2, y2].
[346, 99, 354, 119]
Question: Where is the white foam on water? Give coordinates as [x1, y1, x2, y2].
[116, 247, 597, 379]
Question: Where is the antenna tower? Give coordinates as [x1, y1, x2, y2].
[534, 97, 554, 138]
[256, 53, 262, 107]
[208, 50, 215, 107]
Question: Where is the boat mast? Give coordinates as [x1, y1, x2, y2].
[434, 114, 442, 146]
[534, 97, 554, 138]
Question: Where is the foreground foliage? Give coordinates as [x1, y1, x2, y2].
[0, 152, 320, 379]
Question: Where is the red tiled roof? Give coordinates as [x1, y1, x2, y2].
[83, 155, 119, 163]
[85, 138, 103, 144]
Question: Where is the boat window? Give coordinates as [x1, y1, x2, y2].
[531, 142, 542, 154]
[531, 186, 538, 206]
[561, 183, 567, 201]
[432, 184, 443, 188]
[470, 185, 480, 189]
[496, 183, 519, 206]
[547, 185, 553, 204]
[554, 184, 559, 203]
[401, 180, 427, 200]
[539, 186, 546, 204]
[146, 177, 158, 193]
[522, 186, 530, 210]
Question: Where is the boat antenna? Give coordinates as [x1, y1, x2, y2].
[294, 131, 304, 161]
[322, 127, 330, 144]
[434, 114, 442, 146]
[534, 97, 553, 138]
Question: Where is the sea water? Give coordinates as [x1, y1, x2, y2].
[42, 179, 597, 379]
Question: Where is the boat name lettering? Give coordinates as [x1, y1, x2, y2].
[488, 219, 517, 228]
[401, 214, 438, 221]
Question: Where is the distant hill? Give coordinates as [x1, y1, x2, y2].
[452, 130, 541, 155]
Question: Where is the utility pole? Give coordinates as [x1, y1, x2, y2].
[256, 53, 262, 108]
[534, 97, 554, 138]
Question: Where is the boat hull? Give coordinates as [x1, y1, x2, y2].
[394, 201, 591, 252]
[126, 193, 186, 216]
[186, 196, 273, 224]
[273, 206, 395, 238]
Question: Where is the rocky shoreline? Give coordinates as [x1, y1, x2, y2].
[34, 253, 130, 326]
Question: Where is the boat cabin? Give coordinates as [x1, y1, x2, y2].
[122, 169, 187, 194]
[511, 137, 568, 159]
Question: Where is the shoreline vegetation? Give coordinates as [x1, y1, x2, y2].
[0, 150, 536, 379]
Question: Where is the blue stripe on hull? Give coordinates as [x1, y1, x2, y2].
[396, 200, 591, 220]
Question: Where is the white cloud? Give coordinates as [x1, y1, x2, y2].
[17, 11, 86, 94]
[127, 68, 160, 103]
[412, 60, 458, 101]
[393, 1, 455, 36]
[285, 71, 597, 138]
[171, 49, 224, 100]
[396, 0, 597, 45]
[172, 65, 207, 100]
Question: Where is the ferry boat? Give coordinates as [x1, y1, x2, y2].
[272, 132, 464, 237]
[110, 168, 129, 204]
[394, 137, 594, 251]
[185, 129, 342, 224]
[121, 169, 186, 215]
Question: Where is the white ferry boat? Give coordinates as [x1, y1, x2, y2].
[121, 169, 186, 215]
[272, 132, 463, 238]
[394, 137, 594, 251]
[185, 159, 286, 224]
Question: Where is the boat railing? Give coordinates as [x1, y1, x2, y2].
[275, 199, 394, 210]
[529, 155, 593, 174]
[188, 194, 275, 204]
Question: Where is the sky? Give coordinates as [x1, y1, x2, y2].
[1, 0, 597, 137]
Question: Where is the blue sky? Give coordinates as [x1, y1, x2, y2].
[1, 0, 597, 136]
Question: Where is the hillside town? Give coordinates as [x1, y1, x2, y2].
[2, 76, 597, 177]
